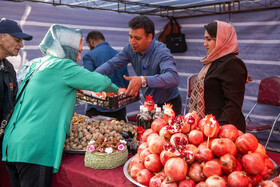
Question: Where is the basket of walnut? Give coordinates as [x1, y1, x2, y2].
[84, 137, 128, 169]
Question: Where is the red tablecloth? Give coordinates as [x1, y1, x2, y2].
[0, 154, 135, 187]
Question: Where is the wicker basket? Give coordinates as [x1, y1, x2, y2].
[84, 145, 128, 169]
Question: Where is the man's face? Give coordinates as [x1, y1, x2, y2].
[76, 37, 83, 62]
[0, 34, 23, 57]
[129, 28, 152, 55]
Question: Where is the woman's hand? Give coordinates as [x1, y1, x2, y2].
[123, 75, 141, 97]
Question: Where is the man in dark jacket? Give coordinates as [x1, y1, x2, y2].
[0, 18, 33, 122]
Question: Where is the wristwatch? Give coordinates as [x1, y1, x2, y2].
[141, 76, 147, 87]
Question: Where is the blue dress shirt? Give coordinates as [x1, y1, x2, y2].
[95, 39, 180, 104]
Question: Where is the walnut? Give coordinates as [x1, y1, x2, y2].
[85, 133, 92, 140]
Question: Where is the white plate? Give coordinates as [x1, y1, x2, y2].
[123, 156, 147, 187]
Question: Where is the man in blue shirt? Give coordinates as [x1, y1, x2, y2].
[83, 31, 129, 121]
[95, 16, 182, 116]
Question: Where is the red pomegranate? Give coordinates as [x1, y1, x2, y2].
[136, 168, 154, 186]
[142, 128, 153, 142]
[166, 115, 184, 134]
[242, 152, 265, 175]
[202, 160, 222, 178]
[160, 150, 172, 166]
[188, 130, 204, 146]
[218, 124, 239, 142]
[147, 133, 160, 145]
[260, 167, 271, 180]
[227, 171, 250, 187]
[222, 138, 237, 156]
[129, 153, 141, 169]
[205, 175, 226, 187]
[149, 175, 164, 187]
[210, 138, 228, 157]
[164, 157, 188, 181]
[264, 158, 275, 174]
[161, 178, 178, 187]
[178, 178, 196, 187]
[170, 133, 189, 151]
[137, 142, 148, 155]
[272, 176, 280, 186]
[149, 136, 166, 154]
[130, 163, 145, 179]
[188, 162, 206, 183]
[151, 118, 167, 133]
[144, 153, 162, 173]
[202, 115, 219, 138]
[235, 133, 258, 154]
[198, 118, 206, 131]
[219, 153, 238, 174]
[253, 143, 266, 157]
[182, 111, 200, 133]
[195, 147, 213, 163]
[139, 148, 152, 163]
[247, 174, 262, 186]
[195, 181, 206, 187]
[159, 126, 172, 141]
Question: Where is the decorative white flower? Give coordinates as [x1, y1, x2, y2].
[88, 140, 95, 145]
[105, 147, 113, 154]
[120, 140, 127, 144]
[89, 145, 95, 152]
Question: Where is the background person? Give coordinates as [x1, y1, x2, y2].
[0, 18, 32, 124]
[83, 30, 129, 121]
[95, 15, 182, 116]
[2, 24, 119, 187]
[188, 20, 248, 132]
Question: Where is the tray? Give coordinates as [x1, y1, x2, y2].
[123, 156, 146, 187]
[77, 91, 140, 110]
[63, 149, 86, 154]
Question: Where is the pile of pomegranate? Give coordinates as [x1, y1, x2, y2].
[128, 111, 279, 187]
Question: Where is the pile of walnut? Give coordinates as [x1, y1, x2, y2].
[64, 113, 136, 150]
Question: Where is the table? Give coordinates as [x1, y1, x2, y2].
[0, 154, 136, 187]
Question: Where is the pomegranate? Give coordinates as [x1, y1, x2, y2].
[166, 115, 184, 134]
[182, 111, 200, 133]
[254, 143, 267, 157]
[247, 174, 262, 187]
[139, 148, 152, 163]
[202, 114, 219, 138]
[170, 133, 188, 151]
[161, 178, 178, 187]
[210, 138, 228, 157]
[260, 180, 278, 187]
[195, 147, 213, 163]
[198, 118, 206, 131]
[188, 162, 206, 183]
[272, 176, 280, 186]
[260, 167, 270, 180]
[219, 153, 238, 174]
[242, 152, 265, 175]
[227, 171, 250, 187]
[198, 139, 213, 150]
[185, 144, 198, 155]
[264, 158, 275, 174]
[235, 133, 258, 154]
[136, 168, 154, 186]
[149, 136, 166, 154]
[235, 160, 243, 171]
[178, 178, 196, 187]
[188, 130, 204, 146]
[195, 181, 206, 187]
[149, 175, 164, 187]
[222, 138, 237, 156]
[147, 133, 160, 145]
[129, 153, 142, 169]
[152, 118, 167, 133]
[181, 150, 196, 164]
[202, 160, 222, 178]
[160, 150, 172, 166]
[144, 153, 162, 173]
[159, 126, 172, 141]
[218, 124, 239, 142]
[138, 142, 148, 155]
[142, 128, 154, 142]
[130, 163, 145, 179]
[164, 157, 188, 181]
[205, 175, 226, 187]
[237, 130, 244, 137]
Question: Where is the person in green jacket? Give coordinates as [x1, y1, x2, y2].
[2, 24, 119, 187]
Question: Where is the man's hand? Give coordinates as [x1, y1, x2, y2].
[123, 75, 141, 97]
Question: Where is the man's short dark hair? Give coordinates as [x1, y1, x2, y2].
[86, 31, 105, 42]
[128, 15, 155, 38]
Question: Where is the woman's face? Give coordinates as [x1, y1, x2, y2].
[204, 30, 216, 55]
[76, 37, 83, 62]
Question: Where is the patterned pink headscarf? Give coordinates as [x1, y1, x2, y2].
[189, 20, 239, 119]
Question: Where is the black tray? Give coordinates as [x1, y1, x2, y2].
[77, 91, 140, 110]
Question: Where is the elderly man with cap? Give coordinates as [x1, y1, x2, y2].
[0, 18, 33, 124]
